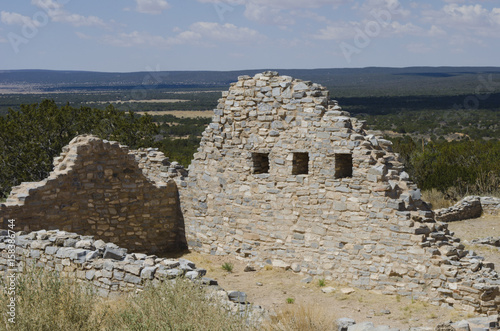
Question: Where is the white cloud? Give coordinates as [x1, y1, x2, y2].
[315, 23, 358, 40]
[428, 25, 447, 37]
[104, 22, 264, 48]
[103, 31, 170, 47]
[388, 21, 422, 34]
[31, 0, 107, 27]
[1, 11, 42, 27]
[188, 22, 263, 42]
[406, 42, 432, 53]
[135, 0, 170, 15]
[243, 3, 294, 25]
[196, 0, 347, 25]
[422, 4, 500, 38]
[53, 13, 106, 27]
[314, 19, 427, 41]
[75, 31, 92, 40]
[197, 0, 343, 9]
[357, 0, 411, 18]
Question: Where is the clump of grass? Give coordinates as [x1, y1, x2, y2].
[266, 304, 336, 331]
[221, 262, 234, 273]
[109, 278, 253, 330]
[422, 189, 453, 209]
[0, 266, 255, 330]
[317, 278, 326, 287]
[286, 297, 295, 304]
[0, 266, 108, 330]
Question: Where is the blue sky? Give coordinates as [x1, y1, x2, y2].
[0, 0, 499, 72]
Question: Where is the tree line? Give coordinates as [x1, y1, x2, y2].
[390, 136, 500, 197]
[0, 100, 204, 199]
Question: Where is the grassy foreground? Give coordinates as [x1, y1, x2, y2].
[0, 267, 254, 330]
[0, 267, 333, 330]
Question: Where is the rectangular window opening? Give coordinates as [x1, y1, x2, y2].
[335, 153, 353, 178]
[292, 152, 309, 175]
[252, 153, 269, 174]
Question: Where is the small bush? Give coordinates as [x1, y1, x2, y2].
[221, 262, 234, 273]
[317, 279, 326, 287]
[286, 298, 295, 304]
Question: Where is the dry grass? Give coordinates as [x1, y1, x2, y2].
[265, 304, 336, 331]
[0, 266, 255, 330]
[0, 266, 108, 331]
[108, 279, 255, 330]
[421, 189, 453, 209]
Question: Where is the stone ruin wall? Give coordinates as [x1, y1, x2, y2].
[181, 71, 500, 314]
[0, 229, 206, 298]
[434, 196, 500, 223]
[0, 228, 267, 322]
[0, 72, 499, 314]
[0, 135, 187, 254]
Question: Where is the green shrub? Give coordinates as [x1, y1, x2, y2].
[221, 262, 234, 273]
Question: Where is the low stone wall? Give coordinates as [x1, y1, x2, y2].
[435, 196, 500, 222]
[0, 136, 187, 254]
[0, 229, 265, 321]
[0, 229, 206, 297]
[434, 196, 483, 222]
[481, 197, 500, 216]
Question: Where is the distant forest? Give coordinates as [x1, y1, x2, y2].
[0, 67, 499, 199]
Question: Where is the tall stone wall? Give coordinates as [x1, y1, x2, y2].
[181, 71, 500, 313]
[0, 135, 186, 254]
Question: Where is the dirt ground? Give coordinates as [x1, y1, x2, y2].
[176, 215, 500, 329]
[447, 214, 500, 270]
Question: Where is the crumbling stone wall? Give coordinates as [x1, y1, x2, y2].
[0, 229, 267, 322]
[181, 71, 500, 313]
[480, 197, 500, 216]
[0, 229, 206, 298]
[435, 196, 500, 222]
[0, 135, 186, 254]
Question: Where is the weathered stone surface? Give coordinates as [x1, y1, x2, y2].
[1, 72, 500, 315]
[434, 196, 482, 222]
[103, 246, 127, 261]
[179, 72, 500, 314]
[227, 291, 247, 303]
[0, 135, 187, 254]
[321, 286, 335, 294]
[337, 317, 356, 331]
